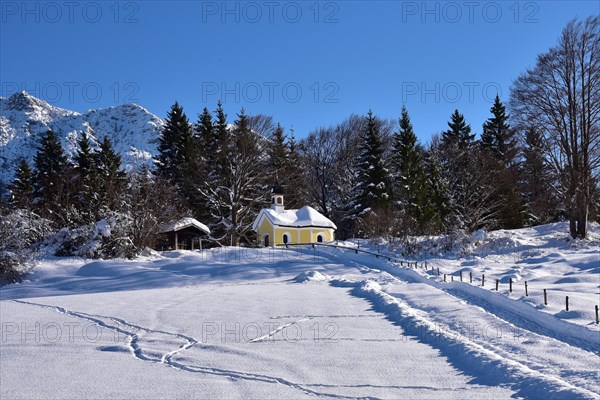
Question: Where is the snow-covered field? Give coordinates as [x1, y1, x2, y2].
[1, 223, 598, 399]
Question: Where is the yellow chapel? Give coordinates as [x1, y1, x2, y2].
[252, 188, 336, 247]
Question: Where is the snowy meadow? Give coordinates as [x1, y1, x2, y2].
[1, 223, 598, 399]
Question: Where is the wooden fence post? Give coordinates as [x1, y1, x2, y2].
[443, 274, 446, 282]
[543, 289, 547, 305]
[437, 267, 440, 276]
[565, 296, 569, 311]
[595, 305, 599, 324]
[525, 281, 528, 296]
[509, 278, 513, 293]
[469, 272, 472, 283]
[460, 271, 463, 282]
[495, 279, 499, 291]
[482, 274, 485, 287]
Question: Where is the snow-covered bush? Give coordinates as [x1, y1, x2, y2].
[51, 213, 136, 259]
[0, 209, 52, 282]
[98, 212, 137, 259]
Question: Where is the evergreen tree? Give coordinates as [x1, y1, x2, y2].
[195, 107, 214, 157]
[33, 129, 70, 223]
[439, 111, 498, 231]
[156, 101, 198, 210]
[267, 125, 306, 208]
[353, 111, 392, 214]
[9, 158, 34, 209]
[481, 95, 513, 158]
[199, 108, 268, 246]
[73, 133, 98, 221]
[283, 129, 307, 208]
[480, 97, 523, 229]
[270, 123, 288, 172]
[213, 100, 231, 169]
[442, 109, 475, 147]
[156, 102, 195, 183]
[390, 106, 436, 233]
[424, 148, 450, 232]
[96, 136, 126, 212]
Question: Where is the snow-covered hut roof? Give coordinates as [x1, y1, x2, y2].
[253, 206, 337, 230]
[158, 218, 210, 234]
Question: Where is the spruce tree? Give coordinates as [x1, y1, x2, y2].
[156, 101, 198, 210]
[442, 109, 475, 147]
[196, 107, 214, 157]
[439, 111, 499, 231]
[424, 149, 450, 232]
[391, 106, 436, 233]
[481, 96, 523, 229]
[354, 111, 392, 214]
[9, 158, 34, 209]
[283, 130, 307, 208]
[481, 95, 512, 158]
[33, 129, 70, 222]
[213, 100, 230, 168]
[267, 125, 306, 208]
[96, 136, 126, 212]
[156, 101, 195, 182]
[73, 133, 98, 220]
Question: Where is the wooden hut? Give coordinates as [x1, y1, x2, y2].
[157, 218, 210, 250]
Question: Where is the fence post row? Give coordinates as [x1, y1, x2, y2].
[289, 243, 598, 324]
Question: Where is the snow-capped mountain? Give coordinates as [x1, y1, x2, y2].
[0, 91, 164, 183]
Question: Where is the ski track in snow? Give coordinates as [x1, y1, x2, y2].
[277, 247, 600, 399]
[11, 300, 381, 400]
[250, 317, 312, 343]
[299, 245, 600, 354]
[327, 277, 599, 399]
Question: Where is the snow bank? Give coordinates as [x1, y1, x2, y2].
[292, 270, 330, 283]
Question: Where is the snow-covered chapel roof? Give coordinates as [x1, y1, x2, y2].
[158, 218, 210, 234]
[253, 206, 337, 230]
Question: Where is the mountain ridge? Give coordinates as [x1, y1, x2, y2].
[0, 91, 165, 183]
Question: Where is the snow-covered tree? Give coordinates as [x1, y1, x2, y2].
[199, 109, 268, 246]
[390, 106, 436, 233]
[353, 110, 393, 216]
[439, 112, 499, 231]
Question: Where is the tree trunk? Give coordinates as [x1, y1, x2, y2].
[575, 189, 588, 239]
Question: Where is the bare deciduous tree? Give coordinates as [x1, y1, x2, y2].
[510, 16, 600, 238]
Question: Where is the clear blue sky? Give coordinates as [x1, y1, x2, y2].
[1, 1, 598, 142]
